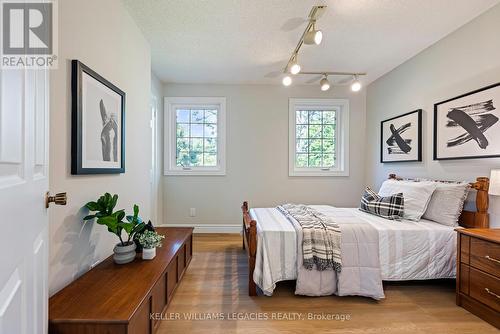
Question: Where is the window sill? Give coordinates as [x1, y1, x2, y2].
[289, 169, 349, 177]
[164, 169, 226, 176]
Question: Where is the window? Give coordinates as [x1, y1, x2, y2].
[289, 98, 349, 176]
[164, 97, 226, 175]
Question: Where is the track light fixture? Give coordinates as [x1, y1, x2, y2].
[279, 6, 367, 92]
[351, 75, 362, 92]
[304, 24, 323, 45]
[320, 75, 330, 91]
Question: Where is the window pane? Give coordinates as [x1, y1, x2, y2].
[296, 110, 308, 124]
[309, 139, 322, 152]
[323, 154, 335, 167]
[177, 151, 190, 167]
[291, 102, 341, 173]
[191, 110, 204, 123]
[309, 111, 322, 124]
[176, 109, 190, 123]
[176, 138, 189, 152]
[204, 124, 217, 137]
[189, 151, 202, 166]
[190, 124, 204, 137]
[203, 153, 217, 166]
[323, 124, 334, 138]
[296, 125, 307, 139]
[308, 154, 322, 167]
[190, 138, 203, 152]
[205, 110, 217, 123]
[322, 139, 335, 153]
[323, 111, 335, 124]
[309, 124, 322, 138]
[204, 138, 217, 153]
[177, 123, 189, 137]
[296, 139, 309, 153]
[296, 154, 308, 167]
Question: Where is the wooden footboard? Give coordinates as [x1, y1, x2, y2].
[242, 201, 257, 296]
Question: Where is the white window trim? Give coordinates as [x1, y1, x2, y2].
[164, 97, 226, 176]
[288, 98, 349, 177]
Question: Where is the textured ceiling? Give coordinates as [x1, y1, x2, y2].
[123, 0, 499, 85]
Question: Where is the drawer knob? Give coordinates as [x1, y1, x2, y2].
[485, 288, 500, 299]
[484, 255, 500, 264]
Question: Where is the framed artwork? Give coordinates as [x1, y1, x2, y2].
[380, 109, 422, 163]
[434, 82, 500, 160]
[71, 60, 125, 174]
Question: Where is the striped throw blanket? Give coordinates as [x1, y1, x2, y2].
[277, 204, 342, 272]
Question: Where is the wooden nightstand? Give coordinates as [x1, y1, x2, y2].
[456, 228, 500, 328]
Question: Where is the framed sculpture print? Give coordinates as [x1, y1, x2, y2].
[71, 60, 125, 174]
[434, 82, 500, 160]
[380, 109, 422, 163]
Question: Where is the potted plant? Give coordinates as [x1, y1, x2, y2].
[83, 193, 145, 264]
[138, 230, 165, 260]
[134, 220, 155, 252]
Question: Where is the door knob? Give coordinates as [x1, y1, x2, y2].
[45, 192, 67, 208]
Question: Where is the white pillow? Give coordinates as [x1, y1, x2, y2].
[378, 179, 437, 221]
[422, 182, 470, 226]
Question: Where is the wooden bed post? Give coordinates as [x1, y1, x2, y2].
[242, 201, 258, 296]
[469, 177, 490, 228]
[248, 221, 257, 296]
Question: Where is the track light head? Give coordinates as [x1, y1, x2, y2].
[303, 24, 323, 45]
[289, 56, 301, 75]
[320, 76, 330, 91]
[282, 75, 292, 86]
[351, 76, 362, 92]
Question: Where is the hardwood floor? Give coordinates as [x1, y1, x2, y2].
[157, 234, 498, 334]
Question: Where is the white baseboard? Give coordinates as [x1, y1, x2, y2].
[156, 223, 241, 234]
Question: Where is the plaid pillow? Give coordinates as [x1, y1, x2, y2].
[360, 187, 404, 220]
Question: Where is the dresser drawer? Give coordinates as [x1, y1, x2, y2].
[470, 238, 500, 277]
[469, 267, 500, 312]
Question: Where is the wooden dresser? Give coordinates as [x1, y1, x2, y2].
[49, 227, 193, 334]
[456, 228, 500, 328]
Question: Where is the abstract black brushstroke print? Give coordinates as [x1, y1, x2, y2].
[446, 100, 499, 149]
[386, 122, 412, 154]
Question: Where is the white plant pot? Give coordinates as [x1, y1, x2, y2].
[142, 247, 156, 260]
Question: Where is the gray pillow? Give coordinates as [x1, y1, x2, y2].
[422, 182, 470, 227]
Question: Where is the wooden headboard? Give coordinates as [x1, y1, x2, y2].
[387, 174, 489, 228]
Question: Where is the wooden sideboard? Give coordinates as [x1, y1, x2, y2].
[456, 228, 500, 329]
[49, 227, 193, 334]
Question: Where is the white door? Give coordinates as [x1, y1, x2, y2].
[0, 65, 50, 333]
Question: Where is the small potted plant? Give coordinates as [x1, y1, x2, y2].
[138, 230, 165, 260]
[83, 193, 145, 264]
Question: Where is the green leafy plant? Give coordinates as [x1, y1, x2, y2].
[138, 230, 165, 249]
[83, 193, 145, 246]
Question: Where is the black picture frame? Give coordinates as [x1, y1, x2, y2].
[71, 60, 125, 174]
[380, 109, 422, 163]
[433, 82, 500, 161]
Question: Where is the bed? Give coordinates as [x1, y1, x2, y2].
[241, 174, 490, 298]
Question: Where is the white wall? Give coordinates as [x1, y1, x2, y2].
[49, 0, 152, 295]
[151, 72, 164, 224]
[162, 84, 366, 231]
[365, 4, 500, 227]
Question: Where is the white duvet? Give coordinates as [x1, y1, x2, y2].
[251, 206, 457, 296]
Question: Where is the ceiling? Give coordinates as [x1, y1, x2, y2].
[123, 0, 499, 85]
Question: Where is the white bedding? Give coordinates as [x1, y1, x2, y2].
[251, 206, 457, 296]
